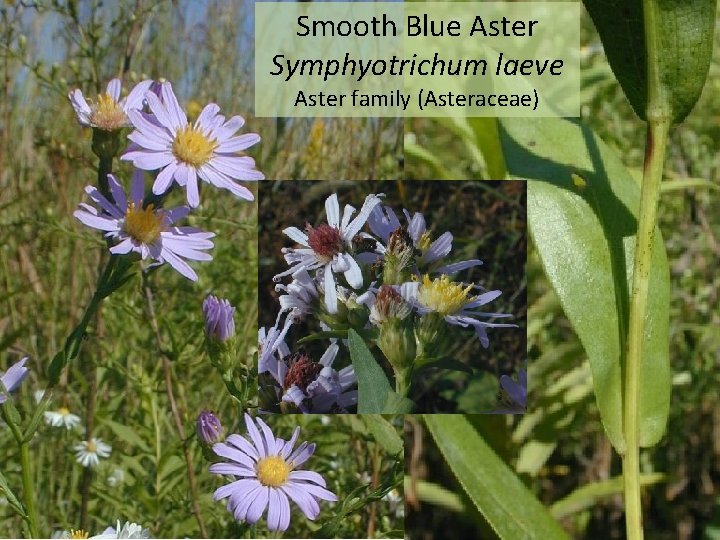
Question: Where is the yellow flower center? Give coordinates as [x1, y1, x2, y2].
[89, 93, 127, 131]
[68, 529, 89, 539]
[256, 455, 291, 488]
[417, 231, 432, 253]
[58, 406, 70, 417]
[172, 124, 217, 167]
[417, 275, 474, 315]
[123, 203, 164, 244]
[85, 440, 97, 453]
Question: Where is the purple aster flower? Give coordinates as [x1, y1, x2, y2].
[274, 193, 383, 314]
[121, 81, 264, 208]
[210, 414, 338, 532]
[69, 78, 152, 131]
[197, 410, 225, 444]
[278, 345, 357, 414]
[367, 205, 483, 274]
[403, 275, 516, 348]
[73, 170, 214, 281]
[203, 295, 235, 343]
[0, 357, 29, 403]
[258, 315, 356, 413]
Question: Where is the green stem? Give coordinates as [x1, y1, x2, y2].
[623, 2, 673, 538]
[395, 367, 412, 398]
[19, 442, 38, 539]
[624, 121, 670, 540]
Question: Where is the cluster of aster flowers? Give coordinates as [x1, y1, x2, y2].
[70, 77, 263, 282]
[261, 192, 517, 411]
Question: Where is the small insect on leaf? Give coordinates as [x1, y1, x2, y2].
[571, 173, 587, 190]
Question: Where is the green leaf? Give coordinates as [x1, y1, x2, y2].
[425, 415, 569, 540]
[500, 117, 671, 451]
[660, 178, 720, 194]
[362, 415, 403, 454]
[383, 391, 414, 413]
[404, 477, 465, 513]
[348, 329, 392, 413]
[550, 473, 665, 519]
[0, 469, 27, 519]
[468, 117, 508, 179]
[583, 0, 716, 123]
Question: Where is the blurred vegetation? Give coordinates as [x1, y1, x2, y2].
[405, 6, 720, 540]
[0, 1, 401, 538]
[259, 180, 526, 413]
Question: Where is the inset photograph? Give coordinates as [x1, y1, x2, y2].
[259, 181, 527, 414]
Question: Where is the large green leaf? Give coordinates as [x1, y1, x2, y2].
[583, 0, 716, 123]
[425, 415, 569, 540]
[500, 117, 671, 451]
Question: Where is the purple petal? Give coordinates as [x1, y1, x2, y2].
[229, 483, 263, 522]
[245, 486, 269, 524]
[281, 483, 320, 520]
[212, 443, 256, 469]
[244, 414, 266, 458]
[123, 79, 153, 111]
[289, 470, 327, 487]
[1, 357, 29, 394]
[288, 441, 315, 467]
[186, 167, 200, 207]
[153, 161, 179, 195]
[227, 434, 260, 461]
[159, 246, 197, 281]
[209, 462, 255, 477]
[266, 489, 282, 532]
[106, 78, 121, 101]
[161, 82, 187, 129]
[216, 133, 260, 153]
[255, 417, 279, 457]
[213, 478, 258, 502]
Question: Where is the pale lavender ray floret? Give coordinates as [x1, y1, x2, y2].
[275, 269, 321, 320]
[210, 414, 337, 532]
[274, 193, 383, 314]
[122, 81, 264, 208]
[0, 357, 29, 404]
[69, 78, 152, 131]
[501, 368, 527, 408]
[487, 367, 527, 414]
[367, 205, 483, 274]
[258, 313, 295, 381]
[203, 295, 235, 342]
[73, 169, 215, 281]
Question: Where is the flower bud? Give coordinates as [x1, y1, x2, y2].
[415, 312, 449, 359]
[382, 227, 415, 285]
[203, 295, 235, 344]
[196, 410, 224, 445]
[371, 286, 416, 372]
